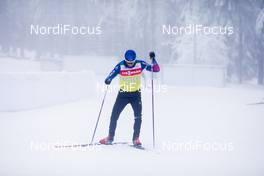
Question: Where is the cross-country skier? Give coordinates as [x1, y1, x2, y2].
[99, 50, 160, 146]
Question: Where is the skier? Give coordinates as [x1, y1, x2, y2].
[99, 50, 160, 146]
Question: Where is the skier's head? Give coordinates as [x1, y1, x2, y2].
[124, 50, 136, 66]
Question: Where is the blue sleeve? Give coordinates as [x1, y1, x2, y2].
[140, 60, 149, 71]
[106, 63, 120, 81]
[140, 58, 160, 72]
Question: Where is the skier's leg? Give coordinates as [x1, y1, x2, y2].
[108, 93, 129, 139]
[130, 91, 142, 141]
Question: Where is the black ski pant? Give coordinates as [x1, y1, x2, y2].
[108, 90, 142, 141]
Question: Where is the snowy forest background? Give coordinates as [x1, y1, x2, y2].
[0, 0, 264, 85]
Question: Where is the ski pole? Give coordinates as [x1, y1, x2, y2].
[90, 85, 109, 145]
[151, 57, 156, 149]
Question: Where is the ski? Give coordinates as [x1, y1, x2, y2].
[91, 142, 130, 146]
[54, 142, 146, 150]
[246, 102, 264, 105]
[54, 142, 129, 148]
[94, 142, 146, 150]
[130, 144, 145, 150]
[54, 143, 90, 148]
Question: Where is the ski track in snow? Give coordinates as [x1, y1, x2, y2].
[0, 86, 264, 176]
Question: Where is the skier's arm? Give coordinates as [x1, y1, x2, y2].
[142, 52, 160, 72]
[145, 58, 160, 72]
[105, 64, 120, 84]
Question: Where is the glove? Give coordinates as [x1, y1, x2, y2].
[104, 78, 111, 85]
[149, 51, 155, 59]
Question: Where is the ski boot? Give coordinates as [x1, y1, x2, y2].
[99, 136, 114, 145]
[132, 137, 142, 146]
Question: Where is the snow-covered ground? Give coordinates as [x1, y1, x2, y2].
[0, 85, 263, 176]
